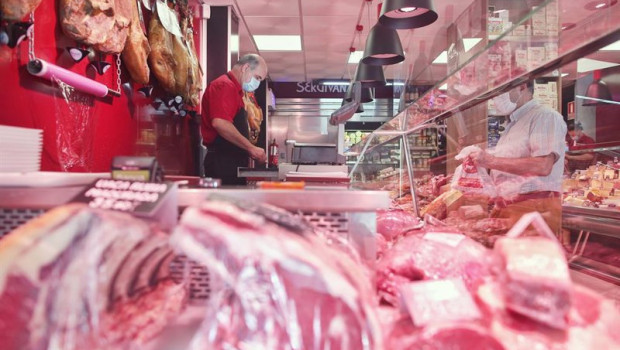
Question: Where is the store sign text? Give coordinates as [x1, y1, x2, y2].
[296, 82, 348, 94]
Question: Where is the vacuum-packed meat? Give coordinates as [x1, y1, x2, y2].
[376, 231, 491, 307]
[171, 197, 383, 350]
[494, 236, 572, 329]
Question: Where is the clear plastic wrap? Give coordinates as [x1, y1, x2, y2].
[171, 198, 383, 350]
[0, 204, 186, 349]
[52, 78, 95, 172]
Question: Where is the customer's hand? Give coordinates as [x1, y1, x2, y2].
[469, 148, 492, 168]
[249, 146, 267, 163]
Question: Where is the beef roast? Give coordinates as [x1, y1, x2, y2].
[0, 204, 186, 349]
[60, 0, 130, 54]
[1, 0, 43, 21]
[171, 199, 383, 350]
[119, 0, 150, 84]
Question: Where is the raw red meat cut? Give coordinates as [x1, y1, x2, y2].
[376, 231, 491, 307]
[171, 198, 383, 350]
[376, 209, 421, 240]
[494, 236, 572, 329]
[0, 204, 186, 349]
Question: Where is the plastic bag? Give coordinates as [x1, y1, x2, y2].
[452, 146, 497, 198]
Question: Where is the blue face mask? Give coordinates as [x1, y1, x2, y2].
[242, 76, 261, 92]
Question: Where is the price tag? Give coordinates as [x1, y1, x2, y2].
[71, 179, 178, 230]
[400, 279, 481, 327]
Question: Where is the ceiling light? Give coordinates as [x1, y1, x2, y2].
[601, 39, 620, 51]
[438, 83, 447, 90]
[348, 51, 364, 63]
[230, 35, 239, 52]
[583, 70, 615, 106]
[322, 81, 350, 86]
[253, 35, 301, 51]
[494, 9, 507, 14]
[379, 0, 439, 29]
[561, 73, 569, 77]
[577, 95, 620, 105]
[345, 84, 374, 104]
[387, 82, 405, 86]
[577, 58, 620, 73]
[354, 62, 386, 87]
[585, 0, 618, 10]
[561, 23, 576, 31]
[432, 51, 447, 64]
[463, 38, 482, 52]
[361, 24, 405, 66]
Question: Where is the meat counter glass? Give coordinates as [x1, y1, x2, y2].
[348, 0, 620, 280]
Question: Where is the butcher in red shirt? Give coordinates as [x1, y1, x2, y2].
[201, 54, 268, 185]
[565, 121, 596, 173]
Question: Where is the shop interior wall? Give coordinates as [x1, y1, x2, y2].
[0, 1, 203, 174]
[0, 1, 138, 172]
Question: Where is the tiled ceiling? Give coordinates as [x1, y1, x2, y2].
[207, 0, 612, 82]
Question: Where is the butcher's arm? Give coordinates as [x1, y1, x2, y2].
[473, 151, 556, 177]
[565, 152, 594, 161]
[212, 118, 266, 161]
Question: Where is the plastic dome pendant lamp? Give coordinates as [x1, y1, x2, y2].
[345, 83, 374, 104]
[361, 24, 405, 66]
[583, 70, 613, 106]
[379, 0, 439, 29]
[354, 62, 386, 88]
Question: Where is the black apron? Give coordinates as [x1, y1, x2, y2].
[204, 86, 249, 185]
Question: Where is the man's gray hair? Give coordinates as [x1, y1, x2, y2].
[236, 54, 260, 69]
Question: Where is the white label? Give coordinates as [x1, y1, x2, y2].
[156, 1, 183, 37]
[424, 233, 466, 247]
[400, 279, 481, 327]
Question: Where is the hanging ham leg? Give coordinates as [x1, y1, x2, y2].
[59, 0, 130, 54]
[119, 0, 151, 84]
[1, 0, 43, 21]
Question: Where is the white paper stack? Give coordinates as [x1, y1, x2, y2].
[0, 125, 43, 172]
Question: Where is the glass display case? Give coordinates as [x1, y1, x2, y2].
[349, 0, 620, 277]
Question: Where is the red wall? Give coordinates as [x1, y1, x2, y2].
[1, 1, 145, 172]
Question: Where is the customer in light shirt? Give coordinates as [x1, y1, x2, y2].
[469, 81, 567, 235]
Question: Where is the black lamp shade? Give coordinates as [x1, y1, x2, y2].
[344, 84, 374, 104]
[361, 24, 405, 66]
[354, 62, 386, 88]
[342, 99, 365, 114]
[583, 80, 613, 106]
[379, 0, 439, 29]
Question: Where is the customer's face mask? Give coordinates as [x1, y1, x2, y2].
[492, 92, 517, 115]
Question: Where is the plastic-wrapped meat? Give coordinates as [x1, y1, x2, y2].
[376, 232, 491, 307]
[376, 233, 388, 259]
[494, 236, 572, 329]
[0, 204, 186, 350]
[477, 282, 620, 350]
[376, 209, 421, 240]
[171, 198, 383, 350]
